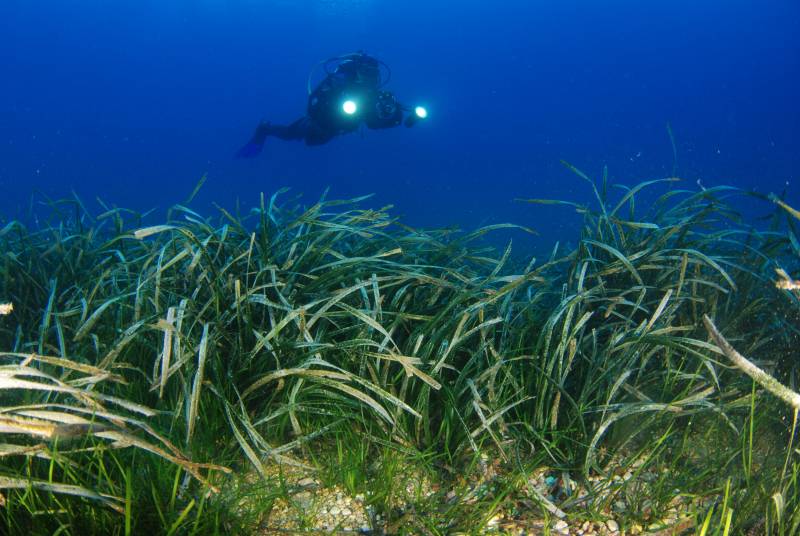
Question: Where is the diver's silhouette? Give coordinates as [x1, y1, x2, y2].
[236, 52, 427, 157]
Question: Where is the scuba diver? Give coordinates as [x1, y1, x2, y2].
[236, 52, 428, 157]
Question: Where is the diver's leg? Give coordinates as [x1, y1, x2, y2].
[304, 122, 335, 145]
[236, 118, 311, 157]
[267, 117, 310, 141]
[235, 121, 272, 158]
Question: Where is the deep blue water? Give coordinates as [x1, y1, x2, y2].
[1, 1, 798, 248]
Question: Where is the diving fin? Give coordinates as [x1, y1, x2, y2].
[235, 122, 270, 158]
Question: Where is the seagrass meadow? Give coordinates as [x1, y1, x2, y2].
[1, 166, 800, 535]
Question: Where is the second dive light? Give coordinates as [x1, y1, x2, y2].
[404, 105, 428, 127]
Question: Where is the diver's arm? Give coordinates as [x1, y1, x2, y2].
[402, 103, 428, 128]
[399, 104, 418, 128]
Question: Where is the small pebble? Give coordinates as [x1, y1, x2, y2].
[606, 519, 619, 532]
[294, 491, 313, 508]
[553, 519, 569, 532]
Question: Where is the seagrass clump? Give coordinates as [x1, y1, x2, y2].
[0, 175, 797, 533]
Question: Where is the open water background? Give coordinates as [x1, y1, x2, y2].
[1, 0, 798, 249]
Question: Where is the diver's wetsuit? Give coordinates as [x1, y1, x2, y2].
[237, 53, 412, 156]
[268, 54, 390, 145]
[261, 117, 334, 146]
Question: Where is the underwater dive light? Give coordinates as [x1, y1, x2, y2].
[342, 100, 358, 115]
[404, 105, 429, 127]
